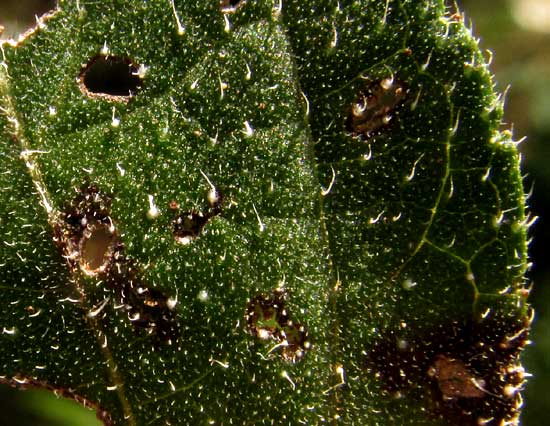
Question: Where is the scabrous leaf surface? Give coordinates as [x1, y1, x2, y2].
[0, 1, 531, 425]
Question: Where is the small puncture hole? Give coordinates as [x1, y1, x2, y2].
[172, 212, 209, 245]
[79, 55, 143, 101]
[80, 224, 116, 275]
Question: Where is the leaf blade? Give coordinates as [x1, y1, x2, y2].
[0, 1, 530, 425]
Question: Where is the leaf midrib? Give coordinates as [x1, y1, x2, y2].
[0, 46, 136, 426]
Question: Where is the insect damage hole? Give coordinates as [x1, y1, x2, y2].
[245, 289, 311, 363]
[80, 224, 116, 276]
[78, 55, 143, 101]
[57, 184, 179, 344]
[172, 212, 209, 245]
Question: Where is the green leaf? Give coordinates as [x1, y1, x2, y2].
[0, 1, 531, 425]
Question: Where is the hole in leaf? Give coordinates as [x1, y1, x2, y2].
[245, 289, 310, 362]
[246, 291, 288, 341]
[172, 211, 209, 245]
[220, 0, 247, 13]
[0, 0, 57, 41]
[80, 224, 116, 276]
[78, 55, 143, 101]
[346, 77, 408, 140]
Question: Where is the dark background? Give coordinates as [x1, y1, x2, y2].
[458, 2, 550, 425]
[1, 0, 548, 424]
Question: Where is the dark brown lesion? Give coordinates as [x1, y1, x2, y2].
[78, 55, 143, 102]
[123, 284, 179, 344]
[365, 313, 531, 425]
[346, 77, 409, 139]
[245, 289, 311, 363]
[55, 184, 178, 345]
[172, 211, 210, 244]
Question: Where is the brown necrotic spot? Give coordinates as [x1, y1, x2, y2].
[56, 184, 178, 345]
[346, 76, 408, 139]
[245, 289, 310, 363]
[78, 55, 143, 101]
[365, 314, 530, 425]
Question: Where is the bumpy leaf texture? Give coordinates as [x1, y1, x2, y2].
[0, 1, 532, 425]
